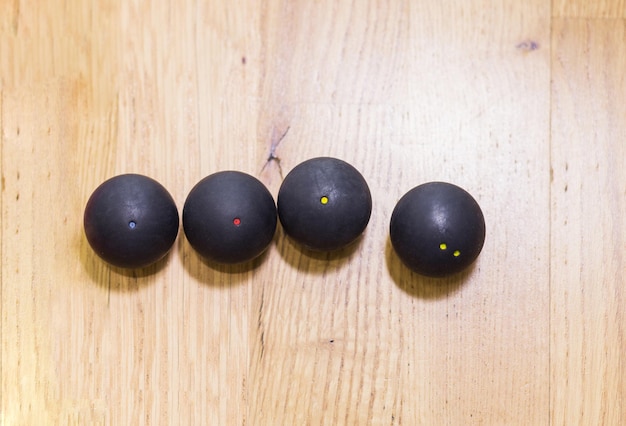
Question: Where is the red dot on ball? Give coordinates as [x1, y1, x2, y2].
[233, 218, 241, 226]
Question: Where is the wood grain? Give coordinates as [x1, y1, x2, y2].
[251, 0, 551, 424]
[0, 0, 623, 425]
[550, 18, 626, 425]
[553, 0, 626, 18]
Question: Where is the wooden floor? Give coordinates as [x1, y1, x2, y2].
[1, 1, 625, 424]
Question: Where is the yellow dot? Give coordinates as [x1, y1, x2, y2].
[320, 196, 329, 205]
[439, 243, 447, 250]
[453, 250, 461, 257]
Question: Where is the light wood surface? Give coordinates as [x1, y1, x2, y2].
[550, 18, 626, 424]
[1, 1, 624, 424]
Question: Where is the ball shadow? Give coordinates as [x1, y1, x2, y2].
[180, 233, 269, 287]
[275, 224, 363, 275]
[385, 237, 475, 299]
[80, 231, 170, 293]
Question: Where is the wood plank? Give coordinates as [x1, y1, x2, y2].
[553, 1, 626, 18]
[1, 1, 259, 424]
[250, 0, 551, 424]
[550, 18, 626, 425]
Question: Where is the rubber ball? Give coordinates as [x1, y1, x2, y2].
[390, 181, 485, 277]
[183, 171, 277, 264]
[277, 157, 372, 251]
[84, 174, 179, 269]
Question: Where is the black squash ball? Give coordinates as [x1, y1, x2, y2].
[83, 174, 179, 269]
[183, 171, 277, 264]
[390, 182, 485, 277]
[277, 157, 372, 251]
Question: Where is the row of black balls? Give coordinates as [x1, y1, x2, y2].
[84, 157, 486, 277]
